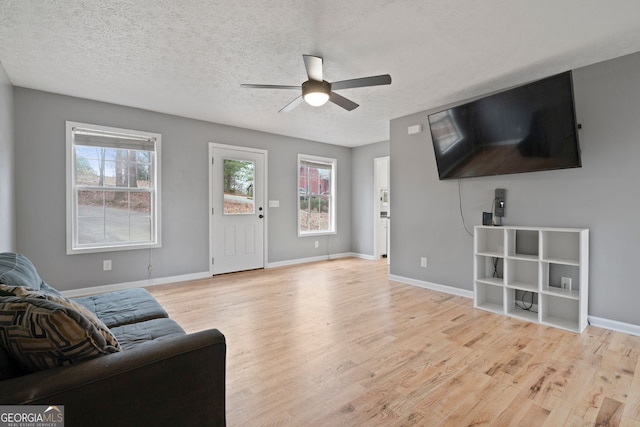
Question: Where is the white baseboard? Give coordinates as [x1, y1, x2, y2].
[61, 271, 211, 298]
[388, 274, 474, 299]
[266, 252, 357, 268]
[351, 253, 377, 261]
[588, 316, 640, 336]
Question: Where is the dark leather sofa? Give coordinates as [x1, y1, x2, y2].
[0, 252, 226, 427]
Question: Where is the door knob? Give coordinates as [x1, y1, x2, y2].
[259, 214, 264, 219]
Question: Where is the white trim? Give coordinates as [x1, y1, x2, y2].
[373, 156, 390, 261]
[373, 157, 380, 260]
[588, 316, 640, 337]
[61, 271, 211, 298]
[388, 274, 474, 299]
[351, 253, 377, 261]
[266, 252, 354, 269]
[208, 142, 267, 154]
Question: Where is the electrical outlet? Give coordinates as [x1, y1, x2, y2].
[420, 257, 427, 268]
[561, 277, 572, 290]
[103, 260, 112, 271]
[314, 240, 319, 248]
[495, 188, 506, 217]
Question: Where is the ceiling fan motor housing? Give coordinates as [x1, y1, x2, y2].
[302, 80, 331, 106]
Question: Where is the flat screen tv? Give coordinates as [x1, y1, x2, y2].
[428, 71, 581, 180]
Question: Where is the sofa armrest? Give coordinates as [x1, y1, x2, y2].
[0, 329, 226, 427]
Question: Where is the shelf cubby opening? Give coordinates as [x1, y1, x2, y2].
[541, 263, 580, 297]
[507, 229, 539, 260]
[475, 282, 504, 314]
[541, 231, 581, 264]
[475, 227, 504, 256]
[506, 288, 539, 323]
[475, 255, 503, 285]
[505, 258, 538, 292]
[541, 294, 580, 332]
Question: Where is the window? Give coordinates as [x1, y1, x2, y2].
[298, 154, 336, 235]
[66, 122, 161, 254]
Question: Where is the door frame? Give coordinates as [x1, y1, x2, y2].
[209, 142, 268, 275]
[373, 156, 390, 263]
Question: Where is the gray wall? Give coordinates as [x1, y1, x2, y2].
[0, 62, 14, 252]
[14, 88, 352, 290]
[351, 141, 390, 257]
[390, 51, 640, 326]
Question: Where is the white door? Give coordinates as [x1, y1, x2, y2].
[210, 143, 266, 275]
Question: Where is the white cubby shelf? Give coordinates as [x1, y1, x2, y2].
[473, 226, 589, 333]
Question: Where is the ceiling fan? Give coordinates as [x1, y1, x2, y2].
[241, 55, 392, 112]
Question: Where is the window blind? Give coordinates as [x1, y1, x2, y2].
[72, 127, 156, 151]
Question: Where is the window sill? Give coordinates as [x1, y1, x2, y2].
[298, 231, 336, 238]
[67, 242, 161, 255]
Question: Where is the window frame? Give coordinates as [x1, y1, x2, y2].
[297, 153, 337, 237]
[66, 121, 162, 254]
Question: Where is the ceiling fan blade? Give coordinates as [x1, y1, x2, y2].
[331, 74, 392, 91]
[279, 96, 304, 113]
[329, 92, 359, 111]
[241, 84, 300, 90]
[303, 55, 323, 82]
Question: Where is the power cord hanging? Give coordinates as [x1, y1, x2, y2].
[492, 258, 501, 278]
[515, 291, 537, 312]
[458, 179, 473, 237]
[147, 248, 154, 280]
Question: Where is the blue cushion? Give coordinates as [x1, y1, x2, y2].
[0, 252, 56, 294]
[74, 288, 169, 328]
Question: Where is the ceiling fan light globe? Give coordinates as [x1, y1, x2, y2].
[302, 80, 331, 107]
[304, 92, 330, 106]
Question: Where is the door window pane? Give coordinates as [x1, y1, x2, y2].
[223, 159, 255, 215]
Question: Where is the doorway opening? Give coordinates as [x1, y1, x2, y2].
[373, 156, 390, 262]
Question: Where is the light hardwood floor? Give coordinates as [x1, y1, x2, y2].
[147, 258, 640, 426]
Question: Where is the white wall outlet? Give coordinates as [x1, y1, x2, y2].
[103, 260, 112, 271]
[420, 257, 427, 268]
[561, 277, 572, 290]
[314, 240, 319, 248]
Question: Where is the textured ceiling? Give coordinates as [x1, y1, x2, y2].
[2, 0, 640, 147]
